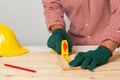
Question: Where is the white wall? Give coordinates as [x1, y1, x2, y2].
[0, 0, 70, 46]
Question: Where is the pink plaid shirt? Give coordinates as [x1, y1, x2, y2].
[42, 0, 120, 45]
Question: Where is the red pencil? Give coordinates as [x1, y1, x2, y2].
[4, 64, 37, 73]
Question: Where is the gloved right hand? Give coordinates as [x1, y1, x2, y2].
[69, 46, 112, 71]
[47, 28, 73, 54]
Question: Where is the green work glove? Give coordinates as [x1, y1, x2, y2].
[47, 28, 73, 54]
[69, 46, 112, 71]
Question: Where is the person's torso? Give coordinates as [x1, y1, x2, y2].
[60, 0, 111, 45]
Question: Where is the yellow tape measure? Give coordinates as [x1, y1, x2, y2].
[61, 40, 70, 62]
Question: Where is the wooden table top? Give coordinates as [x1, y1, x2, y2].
[0, 46, 120, 80]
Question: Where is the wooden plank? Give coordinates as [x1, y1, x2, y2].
[1, 51, 120, 80]
[54, 51, 120, 72]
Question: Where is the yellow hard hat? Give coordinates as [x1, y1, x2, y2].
[0, 24, 28, 56]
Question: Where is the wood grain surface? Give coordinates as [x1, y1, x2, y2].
[57, 51, 120, 72]
[0, 51, 120, 80]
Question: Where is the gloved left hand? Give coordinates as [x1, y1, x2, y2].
[47, 29, 73, 54]
[69, 46, 112, 71]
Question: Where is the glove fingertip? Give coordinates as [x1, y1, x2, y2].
[88, 67, 94, 71]
[88, 60, 97, 71]
[69, 60, 75, 66]
[69, 60, 80, 67]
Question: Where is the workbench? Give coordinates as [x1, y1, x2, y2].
[0, 46, 120, 80]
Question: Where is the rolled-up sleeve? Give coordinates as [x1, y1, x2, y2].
[42, 0, 65, 32]
[103, 0, 120, 44]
